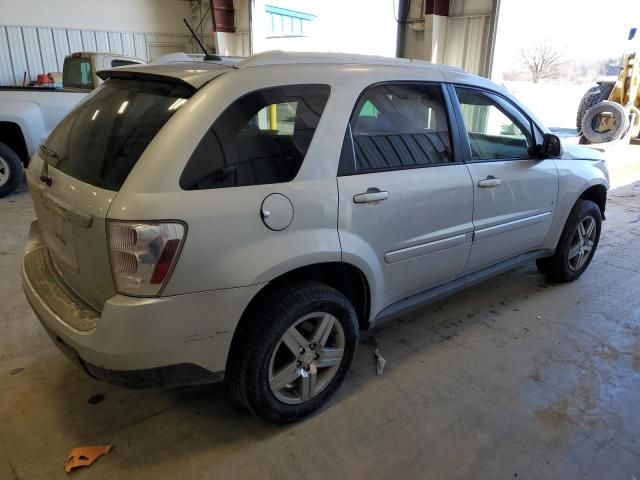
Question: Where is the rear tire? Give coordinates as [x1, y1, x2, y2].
[0, 143, 23, 198]
[227, 282, 358, 424]
[576, 84, 613, 133]
[581, 101, 629, 144]
[536, 199, 602, 282]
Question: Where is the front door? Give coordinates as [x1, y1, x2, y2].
[337, 82, 474, 315]
[452, 86, 559, 273]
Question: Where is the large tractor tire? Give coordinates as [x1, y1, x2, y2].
[581, 101, 629, 144]
[576, 83, 614, 133]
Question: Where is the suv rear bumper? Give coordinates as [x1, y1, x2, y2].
[22, 220, 264, 388]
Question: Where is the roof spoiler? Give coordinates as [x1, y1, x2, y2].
[96, 69, 196, 89]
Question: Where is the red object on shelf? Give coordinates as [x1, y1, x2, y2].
[36, 74, 51, 85]
[210, 0, 235, 33]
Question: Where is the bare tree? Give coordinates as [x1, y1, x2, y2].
[519, 43, 564, 83]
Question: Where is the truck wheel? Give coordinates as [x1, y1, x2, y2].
[536, 199, 602, 283]
[228, 282, 358, 423]
[581, 101, 629, 144]
[0, 143, 24, 198]
[576, 84, 613, 133]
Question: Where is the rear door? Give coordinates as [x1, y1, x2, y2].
[451, 86, 559, 273]
[29, 78, 194, 310]
[337, 82, 474, 310]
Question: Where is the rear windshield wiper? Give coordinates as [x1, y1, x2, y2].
[38, 144, 60, 164]
[37, 144, 60, 186]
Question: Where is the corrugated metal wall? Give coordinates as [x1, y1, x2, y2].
[442, 15, 490, 76]
[0, 25, 212, 86]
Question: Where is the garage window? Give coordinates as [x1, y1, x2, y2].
[348, 83, 453, 173]
[180, 84, 330, 190]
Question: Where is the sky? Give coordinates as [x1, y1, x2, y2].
[493, 0, 640, 77]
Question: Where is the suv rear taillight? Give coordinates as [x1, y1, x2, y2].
[108, 221, 185, 296]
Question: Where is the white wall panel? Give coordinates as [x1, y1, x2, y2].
[134, 33, 147, 60]
[38, 28, 59, 72]
[6, 26, 29, 85]
[81, 30, 97, 52]
[22, 27, 44, 80]
[52, 28, 71, 69]
[443, 15, 490, 75]
[0, 27, 15, 85]
[121, 33, 135, 57]
[0, 24, 194, 85]
[95, 31, 110, 53]
[67, 29, 83, 52]
[108, 32, 123, 54]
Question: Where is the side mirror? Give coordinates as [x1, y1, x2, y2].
[540, 133, 562, 158]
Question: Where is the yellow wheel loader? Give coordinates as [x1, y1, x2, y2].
[577, 27, 640, 143]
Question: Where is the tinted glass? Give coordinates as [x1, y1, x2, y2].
[111, 59, 141, 68]
[45, 78, 193, 190]
[350, 83, 453, 173]
[180, 84, 330, 190]
[455, 87, 532, 160]
[63, 57, 94, 89]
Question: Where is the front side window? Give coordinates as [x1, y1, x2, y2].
[180, 84, 330, 190]
[455, 87, 532, 161]
[349, 83, 453, 173]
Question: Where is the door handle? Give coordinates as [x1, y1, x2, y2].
[353, 188, 389, 204]
[478, 176, 502, 188]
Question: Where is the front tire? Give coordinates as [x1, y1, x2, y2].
[228, 282, 358, 424]
[0, 143, 24, 198]
[536, 199, 602, 282]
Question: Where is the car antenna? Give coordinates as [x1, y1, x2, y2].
[182, 18, 222, 61]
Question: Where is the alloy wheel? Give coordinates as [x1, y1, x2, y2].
[268, 312, 345, 405]
[568, 215, 597, 271]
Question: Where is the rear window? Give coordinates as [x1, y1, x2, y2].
[63, 57, 94, 90]
[180, 84, 330, 190]
[44, 78, 193, 191]
[111, 59, 141, 68]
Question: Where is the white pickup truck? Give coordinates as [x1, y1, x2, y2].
[0, 52, 144, 197]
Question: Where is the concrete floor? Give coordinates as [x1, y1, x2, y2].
[1, 145, 640, 479]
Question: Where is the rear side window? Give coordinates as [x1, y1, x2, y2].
[180, 84, 330, 190]
[45, 78, 193, 190]
[349, 83, 453, 173]
[63, 57, 94, 89]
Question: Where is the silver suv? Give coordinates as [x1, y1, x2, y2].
[22, 51, 609, 423]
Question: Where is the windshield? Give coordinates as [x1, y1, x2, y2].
[63, 57, 94, 90]
[45, 78, 193, 190]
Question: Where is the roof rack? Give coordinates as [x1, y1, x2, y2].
[237, 50, 438, 69]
